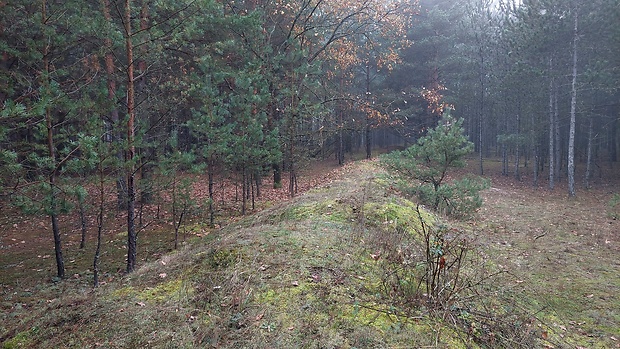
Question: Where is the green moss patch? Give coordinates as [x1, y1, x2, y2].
[2, 327, 38, 349]
[137, 279, 191, 303]
[363, 198, 433, 235]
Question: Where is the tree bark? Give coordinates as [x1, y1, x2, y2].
[365, 64, 372, 159]
[548, 57, 555, 189]
[554, 87, 561, 181]
[42, 0, 65, 280]
[138, 0, 155, 205]
[338, 75, 345, 165]
[478, 45, 484, 176]
[93, 157, 105, 288]
[208, 157, 215, 227]
[514, 102, 521, 181]
[584, 116, 593, 188]
[78, 195, 87, 249]
[567, 11, 578, 198]
[100, 0, 127, 210]
[124, 0, 137, 273]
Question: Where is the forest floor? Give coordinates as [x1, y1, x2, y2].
[0, 155, 619, 348]
[474, 160, 620, 348]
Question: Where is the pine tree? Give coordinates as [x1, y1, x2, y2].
[381, 109, 488, 217]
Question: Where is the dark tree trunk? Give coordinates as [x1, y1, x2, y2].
[208, 158, 215, 227]
[514, 103, 521, 181]
[241, 167, 247, 215]
[251, 172, 256, 211]
[273, 163, 282, 189]
[125, 0, 137, 273]
[51, 207, 64, 279]
[137, 0, 154, 205]
[584, 117, 593, 189]
[338, 128, 344, 165]
[268, 92, 282, 189]
[79, 197, 87, 249]
[93, 163, 105, 288]
[42, 1, 64, 280]
[554, 88, 561, 181]
[140, 158, 154, 204]
[100, 0, 127, 210]
[533, 145, 539, 187]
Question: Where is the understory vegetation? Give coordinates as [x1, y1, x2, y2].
[381, 112, 490, 219]
[4, 160, 617, 348]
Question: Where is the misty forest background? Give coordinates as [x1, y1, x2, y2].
[1, 0, 619, 280]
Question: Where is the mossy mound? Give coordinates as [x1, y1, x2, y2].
[0, 161, 545, 348]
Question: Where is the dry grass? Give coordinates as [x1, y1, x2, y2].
[1, 158, 619, 348]
[473, 159, 620, 348]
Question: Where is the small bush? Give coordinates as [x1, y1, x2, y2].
[363, 204, 537, 348]
[380, 110, 488, 218]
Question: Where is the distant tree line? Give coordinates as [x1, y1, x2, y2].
[397, 0, 619, 195]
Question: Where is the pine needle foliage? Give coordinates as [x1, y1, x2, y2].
[381, 109, 489, 218]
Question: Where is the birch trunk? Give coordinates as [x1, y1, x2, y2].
[567, 11, 578, 198]
[548, 57, 555, 189]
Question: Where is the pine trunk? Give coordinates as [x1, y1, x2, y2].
[79, 197, 87, 249]
[514, 104, 521, 181]
[100, 0, 127, 210]
[584, 117, 593, 188]
[93, 161, 105, 288]
[208, 158, 215, 227]
[125, 0, 137, 273]
[554, 88, 561, 181]
[42, 1, 64, 280]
